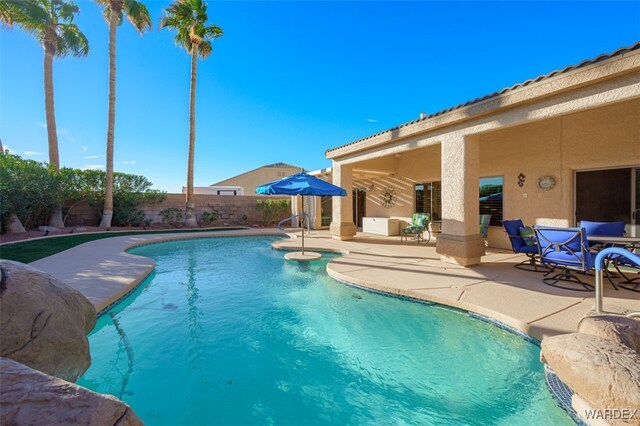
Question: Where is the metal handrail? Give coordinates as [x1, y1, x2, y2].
[277, 212, 310, 255]
[595, 247, 640, 315]
[277, 212, 309, 231]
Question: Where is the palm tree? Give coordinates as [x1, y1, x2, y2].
[8, 0, 89, 228]
[160, 0, 222, 227]
[96, 0, 151, 229]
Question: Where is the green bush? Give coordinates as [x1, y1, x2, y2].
[0, 151, 166, 231]
[256, 199, 290, 225]
[159, 207, 184, 227]
[0, 152, 59, 229]
[200, 207, 218, 226]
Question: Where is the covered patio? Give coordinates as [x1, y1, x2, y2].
[319, 44, 640, 266]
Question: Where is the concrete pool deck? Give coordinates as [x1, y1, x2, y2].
[25, 228, 640, 341]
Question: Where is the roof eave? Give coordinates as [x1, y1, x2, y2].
[326, 43, 640, 160]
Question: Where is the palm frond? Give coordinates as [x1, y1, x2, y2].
[55, 0, 79, 23]
[161, 0, 222, 57]
[202, 24, 222, 39]
[0, 1, 16, 28]
[123, 0, 151, 34]
[6, 0, 49, 34]
[198, 40, 211, 58]
[55, 22, 89, 57]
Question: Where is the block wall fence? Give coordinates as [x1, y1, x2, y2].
[64, 194, 292, 226]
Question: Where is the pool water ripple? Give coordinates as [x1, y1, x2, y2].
[79, 236, 573, 425]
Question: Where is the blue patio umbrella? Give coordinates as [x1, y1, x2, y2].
[256, 172, 346, 256]
[256, 172, 347, 197]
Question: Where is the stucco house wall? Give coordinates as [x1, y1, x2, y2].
[479, 98, 639, 248]
[213, 165, 302, 195]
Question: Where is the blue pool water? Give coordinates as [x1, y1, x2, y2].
[78, 236, 573, 425]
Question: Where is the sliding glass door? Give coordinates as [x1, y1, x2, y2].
[575, 167, 639, 236]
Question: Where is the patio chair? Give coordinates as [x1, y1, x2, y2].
[479, 214, 491, 238]
[580, 220, 625, 248]
[533, 226, 595, 292]
[401, 213, 431, 243]
[502, 219, 549, 272]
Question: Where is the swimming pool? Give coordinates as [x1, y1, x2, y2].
[78, 236, 573, 425]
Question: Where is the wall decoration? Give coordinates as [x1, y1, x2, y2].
[380, 187, 397, 208]
[517, 173, 526, 188]
[538, 175, 556, 191]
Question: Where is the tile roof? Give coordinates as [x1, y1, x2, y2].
[326, 41, 640, 155]
[263, 162, 302, 169]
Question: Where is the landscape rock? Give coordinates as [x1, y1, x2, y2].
[7, 213, 26, 233]
[0, 357, 143, 426]
[0, 260, 96, 382]
[541, 333, 640, 425]
[578, 314, 640, 353]
[38, 226, 60, 233]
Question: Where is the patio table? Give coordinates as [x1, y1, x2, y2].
[587, 235, 640, 290]
[587, 235, 640, 249]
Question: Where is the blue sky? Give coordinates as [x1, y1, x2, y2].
[1, 1, 639, 192]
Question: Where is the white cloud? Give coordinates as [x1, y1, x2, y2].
[84, 155, 105, 159]
[3, 145, 13, 153]
[36, 122, 47, 129]
[82, 164, 105, 170]
[118, 160, 136, 165]
[23, 151, 45, 156]
[366, 118, 378, 123]
[81, 145, 88, 152]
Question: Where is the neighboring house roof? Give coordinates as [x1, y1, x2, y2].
[326, 41, 640, 155]
[211, 162, 304, 186]
[262, 162, 301, 169]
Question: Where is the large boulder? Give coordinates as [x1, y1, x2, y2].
[0, 260, 96, 382]
[0, 357, 143, 426]
[578, 314, 640, 353]
[541, 333, 640, 425]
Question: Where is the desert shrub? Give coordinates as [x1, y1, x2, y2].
[200, 207, 218, 226]
[256, 199, 291, 225]
[160, 207, 184, 227]
[0, 152, 59, 230]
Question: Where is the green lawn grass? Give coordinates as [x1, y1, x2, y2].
[0, 227, 246, 264]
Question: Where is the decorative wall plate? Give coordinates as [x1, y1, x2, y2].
[538, 175, 556, 191]
[380, 187, 397, 208]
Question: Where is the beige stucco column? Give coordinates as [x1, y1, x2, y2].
[330, 162, 356, 240]
[436, 134, 486, 266]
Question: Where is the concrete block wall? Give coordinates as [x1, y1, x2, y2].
[140, 194, 292, 225]
[63, 194, 292, 226]
[64, 200, 100, 226]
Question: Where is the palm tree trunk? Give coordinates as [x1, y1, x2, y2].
[44, 47, 64, 228]
[184, 47, 198, 227]
[100, 11, 118, 229]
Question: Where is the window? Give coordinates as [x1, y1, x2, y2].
[479, 176, 503, 226]
[415, 182, 441, 220]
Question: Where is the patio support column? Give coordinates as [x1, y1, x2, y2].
[436, 134, 486, 266]
[330, 162, 356, 240]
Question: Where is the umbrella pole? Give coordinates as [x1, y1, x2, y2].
[301, 196, 305, 255]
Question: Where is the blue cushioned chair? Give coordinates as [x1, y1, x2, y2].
[534, 226, 595, 291]
[502, 219, 549, 272]
[401, 213, 431, 243]
[479, 214, 491, 238]
[580, 220, 625, 248]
